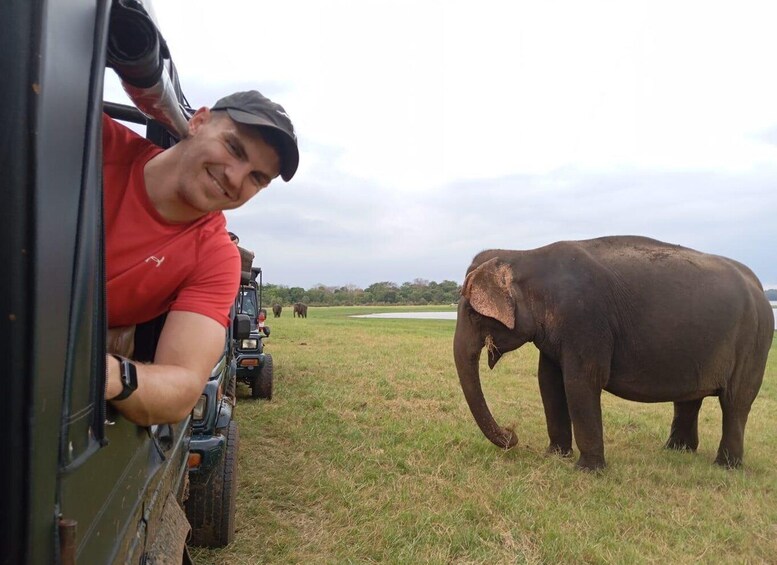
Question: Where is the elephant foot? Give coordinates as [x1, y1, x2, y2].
[714, 450, 743, 469]
[546, 444, 573, 458]
[575, 453, 606, 472]
[664, 437, 698, 452]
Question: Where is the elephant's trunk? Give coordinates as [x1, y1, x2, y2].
[453, 304, 518, 450]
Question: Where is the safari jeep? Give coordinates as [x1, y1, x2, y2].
[186, 301, 249, 548]
[1, 0, 244, 562]
[235, 265, 275, 400]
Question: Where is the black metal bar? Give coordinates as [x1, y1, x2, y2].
[102, 101, 147, 124]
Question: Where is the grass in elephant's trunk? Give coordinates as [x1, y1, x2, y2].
[189, 306, 777, 564]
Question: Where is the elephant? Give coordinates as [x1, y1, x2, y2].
[293, 302, 308, 318]
[453, 236, 774, 471]
[272, 304, 282, 317]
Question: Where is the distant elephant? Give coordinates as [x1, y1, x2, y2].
[293, 302, 308, 318]
[272, 304, 282, 318]
[453, 236, 773, 471]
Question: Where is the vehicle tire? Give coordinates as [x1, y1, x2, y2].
[186, 420, 239, 548]
[251, 354, 273, 400]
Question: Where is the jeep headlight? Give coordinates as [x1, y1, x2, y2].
[241, 338, 258, 349]
[192, 395, 207, 420]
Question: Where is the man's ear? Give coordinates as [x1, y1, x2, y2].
[187, 106, 211, 135]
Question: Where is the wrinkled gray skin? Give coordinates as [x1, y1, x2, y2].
[453, 236, 774, 471]
[272, 304, 282, 317]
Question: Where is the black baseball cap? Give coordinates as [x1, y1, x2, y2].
[212, 90, 299, 181]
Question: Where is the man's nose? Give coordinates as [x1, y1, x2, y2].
[225, 162, 253, 191]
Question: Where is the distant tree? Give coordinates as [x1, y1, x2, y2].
[288, 287, 306, 304]
[438, 280, 461, 303]
[333, 289, 351, 305]
[306, 285, 328, 305]
[262, 284, 287, 306]
[260, 278, 462, 306]
[765, 289, 777, 301]
[365, 281, 399, 303]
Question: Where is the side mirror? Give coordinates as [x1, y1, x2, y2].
[262, 326, 271, 337]
[233, 313, 251, 340]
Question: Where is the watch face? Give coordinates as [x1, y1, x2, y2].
[113, 355, 138, 401]
[123, 359, 138, 390]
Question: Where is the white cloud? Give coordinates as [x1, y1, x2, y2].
[112, 0, 777, 289]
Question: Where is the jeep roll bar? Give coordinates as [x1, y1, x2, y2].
[106, 0, 192, 139]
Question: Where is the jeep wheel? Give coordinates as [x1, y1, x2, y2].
[186, 420, 239, 548]
[251, 354, 273, 400]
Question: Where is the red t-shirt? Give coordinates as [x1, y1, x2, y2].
[103, 114, 240, 328]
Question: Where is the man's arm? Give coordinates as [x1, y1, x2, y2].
[106, 310, 226, 426]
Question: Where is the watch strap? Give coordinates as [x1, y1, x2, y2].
[110, 354, 138, 401]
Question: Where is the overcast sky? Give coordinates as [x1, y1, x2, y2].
[107, 1, 777, 290]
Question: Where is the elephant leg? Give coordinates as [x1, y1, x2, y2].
[538, 353, 572, 457]
[665, 398, 703, 451]
[563, 361, 608, 471]
[715, 396, 750, 468]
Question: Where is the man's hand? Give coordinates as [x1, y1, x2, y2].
[106, 311, 226, 426]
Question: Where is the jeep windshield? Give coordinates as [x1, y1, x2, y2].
[238, 288, 258, 318]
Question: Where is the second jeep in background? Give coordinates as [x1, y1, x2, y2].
[235, 247, 274, 400]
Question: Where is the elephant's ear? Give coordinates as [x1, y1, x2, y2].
[462, 257, 515, 329]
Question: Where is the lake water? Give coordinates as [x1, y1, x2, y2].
[355, 304, 777, 328]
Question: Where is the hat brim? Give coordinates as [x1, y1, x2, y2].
[224, 108, 299, 181]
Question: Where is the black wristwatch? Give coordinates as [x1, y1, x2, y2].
[110, 354, 138, 401]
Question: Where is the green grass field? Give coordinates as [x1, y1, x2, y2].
[191, 305, 777, 564]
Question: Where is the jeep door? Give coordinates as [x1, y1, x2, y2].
[1, 1, 190, 563]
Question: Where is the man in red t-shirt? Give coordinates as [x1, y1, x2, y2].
[103, 90, 298, 426]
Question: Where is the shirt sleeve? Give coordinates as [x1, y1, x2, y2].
[168, 239, 241, 328]
[102, 113, 149, 166]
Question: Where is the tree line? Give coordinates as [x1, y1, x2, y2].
[261, 279, 461, 307]
[259, 280, 777, 308]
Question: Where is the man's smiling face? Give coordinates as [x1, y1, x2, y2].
[176, 108, 281, 213]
